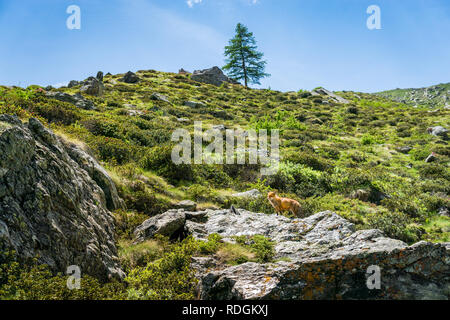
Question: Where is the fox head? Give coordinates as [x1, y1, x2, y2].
[267, 191, 276, 199]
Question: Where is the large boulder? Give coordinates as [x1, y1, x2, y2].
[133, 210, 186, 243]
[0, 115, 124, 280]
[191, 66, 238, 86]
[179, 208, 449, 300]
[119, 71, 140, 84]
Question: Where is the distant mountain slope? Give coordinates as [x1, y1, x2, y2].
[377, 83, 450, 108]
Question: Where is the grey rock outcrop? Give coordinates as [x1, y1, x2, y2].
[179, 208, 449, 300]
[191, 67, 238, 86]
[0, 115, 124, 280]
[45, 91, 95, 110]
[311, 88, 350, 104]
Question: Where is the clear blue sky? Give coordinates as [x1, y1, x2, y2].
[0, 0, 449, 92]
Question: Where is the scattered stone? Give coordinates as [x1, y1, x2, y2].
[151, 93, 170, 103]
[438, 207, 449, 217]
[212, 125, 226, 131]
[175, 200, 197, 211]
[396, 146, 413, 154]
[427, 126, 448, 140]
[119, 71, 140, 84]
[177, 118, 190, 123]
[184, 101, 206, 108]
[231, 189, 262, 199]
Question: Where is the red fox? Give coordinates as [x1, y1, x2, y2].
[267, 192, 303, 217]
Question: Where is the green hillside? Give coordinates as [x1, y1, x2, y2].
[377, 83, 450, 108]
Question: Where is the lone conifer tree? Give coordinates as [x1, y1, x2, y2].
[223, 23, 269, 88]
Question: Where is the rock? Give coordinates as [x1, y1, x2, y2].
[212, 125, 226, 131]
[150, 93, 170, 103]
[427, 126, 448, 140]
[184, 101, 206, 108]
[438, 207, 449, 217]
[178, 68, 191, 74]
[80, 77, 104, 96]
[133, 210, 186, 243]
[311, 88, 349, 104]
[189, 209, 449, 300]
[396, 146, 413, 154]
[425, 152, 437, 163]
[45, 91, 95, 110]
[44, 85, 54, 91]
[175, 200, 197, 211]
[231, 189, 262, 199]
[68, 80, 81, 88]
[96, 71, 104, 82]
[185, 211, 208, 223]
[119, 71, 140, 84]
[350, 189, 370, 202]
[346, 106, 359, 114]
[0, 115, 124, 280]
[177, 118, 190, 123]
[64, 143, 125, 211]
[191, 66, 237, 86]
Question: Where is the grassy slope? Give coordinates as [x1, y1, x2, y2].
[377, 82, 450, 108]
[1, 70, 449, 247]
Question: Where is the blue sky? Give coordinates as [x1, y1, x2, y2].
[0, 0, 449, 92]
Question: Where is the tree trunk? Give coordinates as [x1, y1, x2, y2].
[239, 41, 248, 88]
